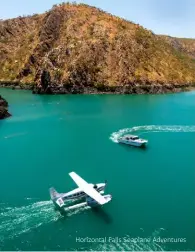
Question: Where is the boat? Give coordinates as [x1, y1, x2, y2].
[118, 134, 148, 147]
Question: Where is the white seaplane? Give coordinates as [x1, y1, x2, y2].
[49, 172, 112, 212]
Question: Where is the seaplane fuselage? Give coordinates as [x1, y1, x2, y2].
[61, 183, 106, 201]
[50, 182, 106, 208]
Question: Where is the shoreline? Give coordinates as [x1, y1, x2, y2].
[0, 82, 195, 95]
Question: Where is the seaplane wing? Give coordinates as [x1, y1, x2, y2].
[69, 172, 107, 205]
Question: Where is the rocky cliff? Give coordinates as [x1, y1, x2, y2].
[0, 95, 11, 119]
[0, 3, 195, 94]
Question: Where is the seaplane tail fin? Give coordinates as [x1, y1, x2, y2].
[49, 187, 60, 200]
[69, 172, 107, 205]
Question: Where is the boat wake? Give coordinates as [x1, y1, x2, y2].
[66, 205, 91, 217]
[110, 125, 195, 143]
[4, 132, 28, 139]
[0, 199, 97, 242]
[0, 200, 61, 241]
[0, 200, 166, 251]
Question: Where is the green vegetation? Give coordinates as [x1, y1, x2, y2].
[0, 2, 195, 89]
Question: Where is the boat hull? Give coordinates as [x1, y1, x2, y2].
[118, 139, 147, 147]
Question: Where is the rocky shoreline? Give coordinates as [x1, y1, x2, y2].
[0, 95, 11, 119]
[0, 81, 34, 90]
[0, 81, 195, 95]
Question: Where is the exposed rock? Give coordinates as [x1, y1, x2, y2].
[0, 95, 11, 119]
[31, 83, 195, 95]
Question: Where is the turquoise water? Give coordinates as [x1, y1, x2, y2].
[0, 89, 195, 251]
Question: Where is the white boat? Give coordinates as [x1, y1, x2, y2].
[118, 134, 148, 147]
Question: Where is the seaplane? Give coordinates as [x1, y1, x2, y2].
[49, 172, 112, 212]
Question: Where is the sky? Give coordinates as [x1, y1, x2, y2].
[0, 0, 195, 38]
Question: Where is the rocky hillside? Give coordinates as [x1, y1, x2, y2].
[0, 95, 11, 119]
[0, 3, 195, 94]
[160, 35, 195, 59]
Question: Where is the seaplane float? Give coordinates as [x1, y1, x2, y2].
[49, 172, 112, 213]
